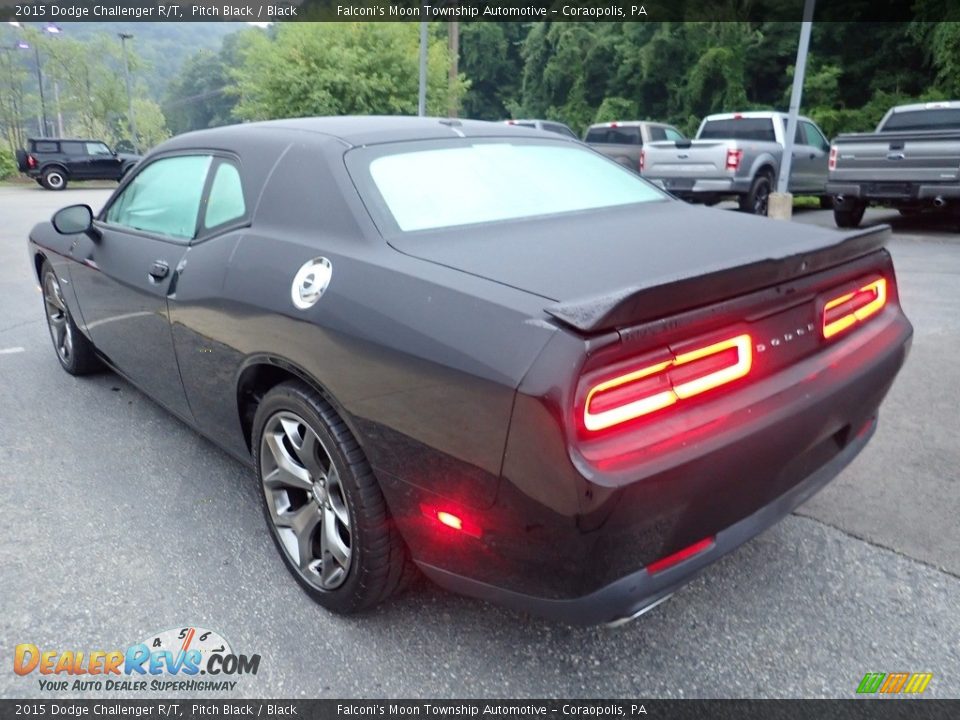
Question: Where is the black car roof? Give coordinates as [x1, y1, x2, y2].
[157, 116, 564, 152]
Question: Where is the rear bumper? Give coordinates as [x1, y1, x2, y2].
[827, 181, 960, 201]
[648, 176, 752, 196]
[418, 416, 876, 626]
[379, 248, 912, 623]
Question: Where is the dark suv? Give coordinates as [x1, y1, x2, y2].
[16, 138, 140, 190]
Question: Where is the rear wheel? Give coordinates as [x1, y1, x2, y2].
[739, 174, 771, 215]
[833, 201, 866, 228]
[41, 262, 101, 375]
[252, 381, 416, 614]
[41, 167, 67, 191]
[819, 195, 834, 210]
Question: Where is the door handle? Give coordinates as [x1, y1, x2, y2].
[149, 260, 169, 281]
[809, 153, 816, 159]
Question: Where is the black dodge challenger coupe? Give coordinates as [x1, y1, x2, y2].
[29, 117, 912, 625]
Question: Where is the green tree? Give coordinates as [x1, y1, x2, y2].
[232, 23, 464, 121]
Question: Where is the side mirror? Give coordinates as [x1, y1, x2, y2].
[52, 204, 94, 235]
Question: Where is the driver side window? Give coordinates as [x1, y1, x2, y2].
[105, 155, 212, 240]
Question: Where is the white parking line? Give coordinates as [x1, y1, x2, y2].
[0, 347, 25, 355]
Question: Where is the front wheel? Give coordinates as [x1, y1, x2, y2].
[739, 174, 771, 215]
[834, 201, 866, 228]
[41, 262, 101, 375]
[252, 381, 416, 614]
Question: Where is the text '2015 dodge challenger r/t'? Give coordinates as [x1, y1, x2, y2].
[29, 117, 912, 626]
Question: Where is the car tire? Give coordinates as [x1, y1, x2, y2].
[41, 261, 101, 375]
[819, 196, 834, 210]
[833, 201, 866, 228]
[41, 167, 67, 191]
[739, 174, 771, 215]
[252, 381, 417, 614]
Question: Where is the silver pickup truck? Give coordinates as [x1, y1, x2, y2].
[642, 111, 832, 214]
[826, 101, 960, 228]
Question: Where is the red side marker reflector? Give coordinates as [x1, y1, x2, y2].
[822, 277, 887, 339]
[583, 334, 752, 432]
[420, 504, 482, 538]
[647, 537, 715, 574]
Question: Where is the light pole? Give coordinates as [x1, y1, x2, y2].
[15, 40, 47, 137]
[118, 32, 138, 153]
[417, 8, 427, 117]
[769, 0, 816, 219]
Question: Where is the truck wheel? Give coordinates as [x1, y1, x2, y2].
[253, 381, 417, 614]
[833, 201, 866, 228]
[41, 168, 67, 191]
[819, 196, 834, 210]
[739, 175, 771, 215]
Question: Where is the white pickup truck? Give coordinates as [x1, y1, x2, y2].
[642, 111, 832, 214]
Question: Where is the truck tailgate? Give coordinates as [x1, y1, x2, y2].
[832, 130, 960, 184]
[643, 140, 729, 178]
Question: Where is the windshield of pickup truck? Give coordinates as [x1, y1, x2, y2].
[881, 108, 960, 132]
[353, 140, 665, 232]
[699, 118, 777, 142]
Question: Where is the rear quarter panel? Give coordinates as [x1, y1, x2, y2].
[169, 139, 556, 508]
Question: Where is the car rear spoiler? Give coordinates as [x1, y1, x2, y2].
[544, 224, 891, 334]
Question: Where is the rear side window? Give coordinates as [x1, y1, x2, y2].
[699, 118, 776, 142]
[204, 162, 246, 229]
[664, 127, 686, 142]
[648, 126, 667, 142]
[33, 141, 58, 153]
[881, 109, 960, 132]
[357, 140, 664, 232]
[60, 142, 85, 155]
[105, 155, 212, 240]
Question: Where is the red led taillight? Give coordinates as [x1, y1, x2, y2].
[821, 277, 887, 339]
[582, 334, 753, 433]
[725, 148, 743, 171]
[828, 145, 837, 171]
[647, 537, 715, 574]
[639, 148, 645, 172]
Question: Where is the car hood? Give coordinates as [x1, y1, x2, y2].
[388, 200, 888, 332]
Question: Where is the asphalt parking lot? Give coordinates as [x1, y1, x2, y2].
[1, 182, 958, 699]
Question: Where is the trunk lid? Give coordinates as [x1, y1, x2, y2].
[389, 201, 890, 333]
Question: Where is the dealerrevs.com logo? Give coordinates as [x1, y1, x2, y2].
[14, 627, 261, 693]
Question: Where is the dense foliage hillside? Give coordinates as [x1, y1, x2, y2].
[2, 18, 959, 164]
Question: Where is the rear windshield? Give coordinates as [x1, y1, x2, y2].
[585, 127, 641, 145]
[881, 109, 960, 132]
[699, 118, 776, 142]
[350, 140, 664, 233]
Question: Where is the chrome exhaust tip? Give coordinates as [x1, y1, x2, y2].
[605, 593, 674, 628]
[933, 196, 946, 208]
